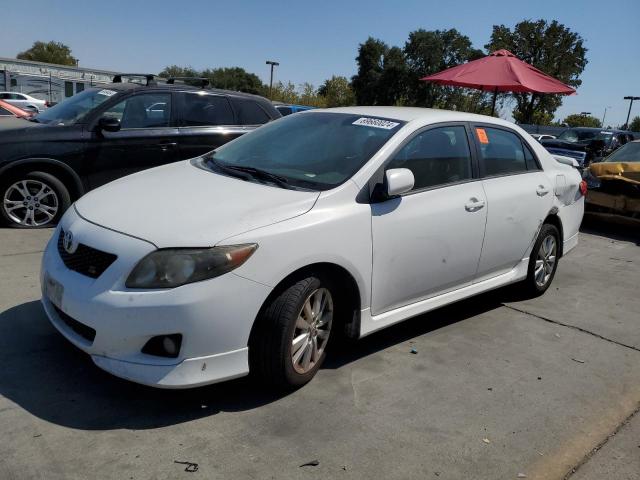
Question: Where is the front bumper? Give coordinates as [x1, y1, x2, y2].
[40, 207, 272, 388]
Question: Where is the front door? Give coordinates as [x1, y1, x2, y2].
[370, 124, 487, 315]
[86, 92, 180, 189]
[471, 125, 554, 281]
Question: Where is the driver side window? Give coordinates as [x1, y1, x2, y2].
[101, 93, 172, 129]
[387, 126, 473, 191]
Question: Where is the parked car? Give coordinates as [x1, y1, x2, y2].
[0, 76, 280, 228]
[0, 91, 48, 112]
[40, 107, 585, 389]
[583, 140, 640, 221]
[0, 99, 33, 119]
[530, 133, 556, 141]
[540, 128, 635, 167]
[275, 104, 315, 116]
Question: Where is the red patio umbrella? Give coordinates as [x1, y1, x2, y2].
[421, 49, 576, 115]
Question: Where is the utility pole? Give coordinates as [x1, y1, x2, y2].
[265, 60, 279, 100]
[623, 96, 640, 129]
[601, 106, 611, 127]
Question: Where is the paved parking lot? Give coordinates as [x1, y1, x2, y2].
[0, 219, 638, 480]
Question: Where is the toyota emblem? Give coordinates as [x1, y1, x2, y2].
[63, 230, 76, 254]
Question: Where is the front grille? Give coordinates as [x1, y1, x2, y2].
[57, 230, 117, 279]
[53, 305, 96, 343]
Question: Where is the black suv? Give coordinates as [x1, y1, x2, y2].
[0, 75, 280, 228]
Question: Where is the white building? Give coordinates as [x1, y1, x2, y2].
[0, 57, 121, 104]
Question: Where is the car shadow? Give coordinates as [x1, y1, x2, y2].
[0, 291, 505, 431]
[581, 213, 640, 246]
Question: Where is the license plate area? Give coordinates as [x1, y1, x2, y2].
[44, 273, 64, 309]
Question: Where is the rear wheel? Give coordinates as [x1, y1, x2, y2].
[250, 275, 334, 389]
[523, 223, 560, 296]
[0, 171, 70, 228]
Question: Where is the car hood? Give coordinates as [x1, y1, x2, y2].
[75, 160, 320, 248]
[540, 139, 589, 151]
[0, 117, 39, 132]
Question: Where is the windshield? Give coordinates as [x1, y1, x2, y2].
[604, 142, 640, 162]
[558, 129, 613, 144]
[202, 112, 405, 190]
[34, 88, 118, 125]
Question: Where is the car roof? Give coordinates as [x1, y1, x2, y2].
[309, 106, 520, 128]
[90, 82, 269, 101]
[566, 127, 632, 134]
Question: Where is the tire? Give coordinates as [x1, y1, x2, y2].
[250, 275, 335, 389]
[0, 171, 71, 228]
[522, 223, 560, 296]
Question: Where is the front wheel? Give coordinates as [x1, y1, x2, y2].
[523, 223, 560, 296]
[250, 275, 334, 389]
[1, 171, 70, 228]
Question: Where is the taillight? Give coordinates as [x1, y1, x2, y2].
[579, 180, 588, 196]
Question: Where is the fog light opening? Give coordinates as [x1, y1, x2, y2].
[142, 334, 182, 358]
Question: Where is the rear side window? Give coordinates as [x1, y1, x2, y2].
[387, 125, 473, 191]
[476, 127, 527, 176]
[182, 93, 234, 126]
[0, 107, 12, 116]
[234, 99, 270, 125]
[277, 106, 292, 116]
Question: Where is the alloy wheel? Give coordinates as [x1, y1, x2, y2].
[3, 179, 59, 227]
[534, 234, 557, 287]
[291, 287, 333, 374]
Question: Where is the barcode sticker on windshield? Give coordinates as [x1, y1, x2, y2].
[352, 117, 400, 130]
[97, 89, 117, 97]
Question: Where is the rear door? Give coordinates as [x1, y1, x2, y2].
[85, 91, 180, 188]
[471, 124, 553, 282]
[176, 92, 248, 158]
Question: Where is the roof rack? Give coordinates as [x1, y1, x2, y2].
[112, 74, 156, 86]
[165, 77, 210, 88]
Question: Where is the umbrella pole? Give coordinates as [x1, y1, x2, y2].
[490, 88, 498, 116]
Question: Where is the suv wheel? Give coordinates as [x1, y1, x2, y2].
[1, 171, 70, 228]
[523, 223, 560, 296]
[250, 275, 334, 389]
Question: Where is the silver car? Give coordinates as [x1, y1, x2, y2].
[0, 92, 48, 112]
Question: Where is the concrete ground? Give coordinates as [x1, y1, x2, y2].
[0, 218, 638, 480]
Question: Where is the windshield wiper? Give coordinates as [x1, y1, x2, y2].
[206, 157, 293, 189]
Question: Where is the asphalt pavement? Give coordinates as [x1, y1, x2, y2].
[0, 218, 638, 480]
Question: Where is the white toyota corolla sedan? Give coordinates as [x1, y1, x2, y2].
[40, 107, 585, 389]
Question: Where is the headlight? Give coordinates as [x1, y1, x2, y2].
[126, 244, 257, 289]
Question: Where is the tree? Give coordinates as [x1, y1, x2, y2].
[160, 66, 264, 94]
[318, 76, 355, 107]
[202, 67, 263, 94]
[17, 41, 77, 66]
[351, 37, 388, 105]
[404, 29, 483, 109]
[629, 116, 640, 132]
[378, 47, 408, 105]
[485, 20, 587, 124]
[158, 65, 199, 79]
[562, 114, 602, 128]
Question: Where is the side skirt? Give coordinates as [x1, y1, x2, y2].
[359, 258, 529, 338]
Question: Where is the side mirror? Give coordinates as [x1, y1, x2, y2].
[385, 168, 414, 197]
[97, 116, 121, 132]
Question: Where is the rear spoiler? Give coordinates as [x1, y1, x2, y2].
[553, 155, 580, 168]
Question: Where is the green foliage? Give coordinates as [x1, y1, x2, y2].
[17, 41, 77, 66]
[562, 114, 602, 128]
[403, 29, 484, 109]
[159, 65, 263, 94]
[485, 19, 587, 124]
[629, 116, 640, 132]
[351, 31, 492, 113]
[351, 38, 388, 105]
[318, 76, 355, 107]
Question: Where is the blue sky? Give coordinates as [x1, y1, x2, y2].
[2, 0, 639, 126]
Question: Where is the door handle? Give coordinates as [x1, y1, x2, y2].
[159, 142, 177, 151]
[536, 185, 550, 196]
[464, 198, 485, 212]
